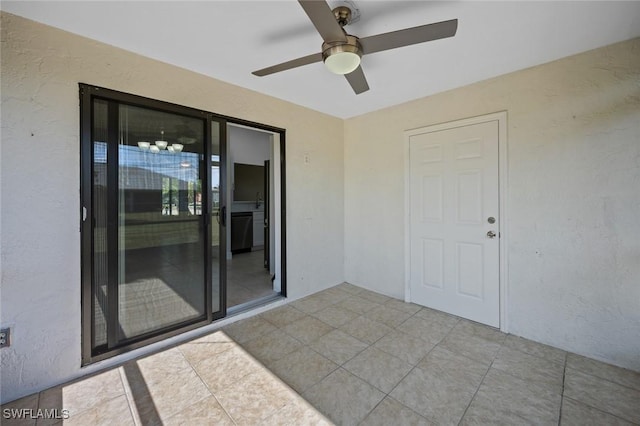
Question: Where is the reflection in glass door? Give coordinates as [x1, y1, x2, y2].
[82, 85, 226, 362]
[116, 105, 206, 341]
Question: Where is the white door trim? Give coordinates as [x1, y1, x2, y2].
[404, 111, 509, 332]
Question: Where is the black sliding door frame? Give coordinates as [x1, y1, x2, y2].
[80, 84, 286, 365]
[81, 84, 222, 364]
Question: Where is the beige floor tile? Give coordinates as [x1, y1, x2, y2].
[261, 399, 334, 426]
[344, 347, 413, 393]
[38, 368, 124, 418]
[503, 334, 567, 365]
[214, 370, 295, 425]
[397, 316, 453, 345]
[240, 328, 302, 366]
[340, 316, 393, 344]
[418, 347, 489, 390]
[189, 330, 234, 344]
[64, 395, 134, 426]
[290, 293, 337, 314]
[452, 319, 507, 344]
[460, 368, 560, 426]
[309, 329, 368, 365]
[334, 296, 381, 315]
[383, 298, 423, 315]
[564, 368, 640, 423]
[126, 348, 193, 389]
[1, 393, 39, 426]
[364, 305, 413, 328]
[492, 346, 565, 393]
[191, 345, 263, 393]
[438, 328, 502, 366]
[357, 289, 392, 305]
[312, 305, 360, 328]
[260, 305, 307, 328]
[566, 353, 640, 391]
[281, 315, 334, 345]
[374, 330, 436, 365]
[413, 307, 460, 328]
[163, 395, 234, 425]
[222, 316, 277, 344]
[10, 287, 639, 426]
[317, 285, 353, 301]
[390, 362, 479, 425]
[314, 287, 350, 302]
[303, 368, 385, 426]
[125, 366, 210, 425]
[334, 282, 364, 295]
[360, 397, 433, 426]
[178, 340, 236, 366]
[268, 346, 339, 393]
[561, 397, 636, 426]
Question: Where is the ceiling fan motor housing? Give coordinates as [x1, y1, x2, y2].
[322, 35, 362, 74]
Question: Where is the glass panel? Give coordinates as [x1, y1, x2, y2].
[211, 121, 221, 313]
[117, 104, 205, 340]
[92, 99, 109, 347]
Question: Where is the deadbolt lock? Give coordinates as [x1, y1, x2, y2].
[487, 216, 496, 224]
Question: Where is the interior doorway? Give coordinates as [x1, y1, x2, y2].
[225, 124, 282, 310]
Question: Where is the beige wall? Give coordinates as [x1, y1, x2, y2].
[0, 12, 344, 402]
[344, 38, 640, 371]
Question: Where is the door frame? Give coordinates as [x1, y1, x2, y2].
[403, 111, 509, 332]
[79, 84, 287, 365]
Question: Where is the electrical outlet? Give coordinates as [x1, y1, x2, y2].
[0, 328, 10, 348]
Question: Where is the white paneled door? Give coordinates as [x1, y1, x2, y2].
[409, 120, 500, 327]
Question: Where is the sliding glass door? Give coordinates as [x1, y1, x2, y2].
[81, 85, 226, 363]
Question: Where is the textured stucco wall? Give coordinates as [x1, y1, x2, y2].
[345, 38, 640, 371]
[0, 12, 344, 403]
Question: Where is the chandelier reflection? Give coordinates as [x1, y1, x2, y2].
[137, 130, 183, 154]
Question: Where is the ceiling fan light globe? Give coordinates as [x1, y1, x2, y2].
[325, 51, 361, 75]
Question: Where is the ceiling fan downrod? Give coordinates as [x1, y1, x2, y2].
[332, 6, 352, 27]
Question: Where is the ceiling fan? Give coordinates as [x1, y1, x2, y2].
[252, 0, 458, 95]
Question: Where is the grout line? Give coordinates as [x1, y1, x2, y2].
[458, 359, 495, 426]
[564, 365, 640, 393]
[561, 396, 640, 426]
[183, 346, 238, 425]
[558, 352, 568, 425]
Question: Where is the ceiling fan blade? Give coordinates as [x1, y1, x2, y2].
[252, 52, 323, 77]
[298, 0, 347, 43]
[360, 19, 458, 55]
[344, 66, 369, 94]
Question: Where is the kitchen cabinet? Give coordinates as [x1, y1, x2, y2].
[253, 211, 264, 247]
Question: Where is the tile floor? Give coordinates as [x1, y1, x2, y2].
[3, 283, 640, 425]
[227, 249, 275, 308]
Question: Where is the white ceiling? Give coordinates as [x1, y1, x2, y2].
[2, 1, 640, 118]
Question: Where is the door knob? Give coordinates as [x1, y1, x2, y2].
[487, 231, 497, 239]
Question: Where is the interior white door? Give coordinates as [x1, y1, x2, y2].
[409, 120, 500, 327]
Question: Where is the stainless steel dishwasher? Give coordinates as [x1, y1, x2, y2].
[231, 212, 253, 254]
